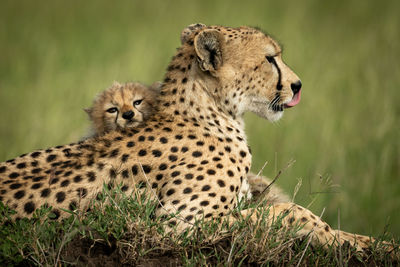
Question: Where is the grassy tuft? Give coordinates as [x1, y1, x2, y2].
[1, 186, 398, 266]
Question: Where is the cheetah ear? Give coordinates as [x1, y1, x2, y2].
[180, 23, 206, 44]
[194, 29, 224, 74]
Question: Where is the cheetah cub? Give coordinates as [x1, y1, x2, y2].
[85, 81, 161, 137]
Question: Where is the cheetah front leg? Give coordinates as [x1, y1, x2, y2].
[228, 203, 396, 253]
[245, 172, 290, 204]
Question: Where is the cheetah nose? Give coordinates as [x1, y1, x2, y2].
[122, 110, 134, 120]
[290, 80, 302, 94]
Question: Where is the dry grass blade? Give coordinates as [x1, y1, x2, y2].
[35, 239, 48, 266]
[337, 209, 344, 267]
[55, 217, 78, 267]
[292, 178, 303, 203]
[255, 160, 269, 178]
[255, 159, 295, 208]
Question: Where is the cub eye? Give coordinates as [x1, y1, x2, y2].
[133, 99, 143, 106]
[266, 56, 274, 63]
[106, 107, 118, 113]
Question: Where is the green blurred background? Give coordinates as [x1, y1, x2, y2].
[0, 0, 399, 237]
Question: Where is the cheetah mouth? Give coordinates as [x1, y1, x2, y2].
[125, 120, 139, 127]
[118, 120, 140, 129]
[284, 90, 301, 109]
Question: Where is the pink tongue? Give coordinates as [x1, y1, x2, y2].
[285, 90, 301, 108]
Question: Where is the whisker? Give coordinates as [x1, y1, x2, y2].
[269, 93, 281, 111]
[269, 94, 280, 110]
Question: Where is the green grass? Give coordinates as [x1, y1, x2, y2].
[0, 0, 399, 241]
[1, 186, 398, 266]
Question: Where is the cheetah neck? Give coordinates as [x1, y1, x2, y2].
[159, 68, 246, 143]
[158, 48, 246, 137]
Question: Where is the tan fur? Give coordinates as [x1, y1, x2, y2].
[0, 24, 396, 254]
[85, 81, 160, 137]
[246, 173, 291, 204]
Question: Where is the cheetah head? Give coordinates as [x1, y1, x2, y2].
[181, 24, 302, 122]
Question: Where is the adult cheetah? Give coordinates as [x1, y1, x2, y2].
[0, 23, 395, 252]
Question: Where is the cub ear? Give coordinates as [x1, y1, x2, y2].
[111, 81, 122, 88]
[84, 108, 92, 116]
[180, 23, 206, 44]
[149, 81, 162, 92]
[194, 29, 224, 74]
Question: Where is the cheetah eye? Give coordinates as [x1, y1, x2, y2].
[106, 107, 118, 113]
[133, 99, 143, 106]
[266, 56, 274, 64]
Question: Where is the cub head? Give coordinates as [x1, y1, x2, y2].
[181, 24, 301, 121]
[85, 81, 160, 136]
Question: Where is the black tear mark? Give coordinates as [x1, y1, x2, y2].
[267, 56, 282, 91]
